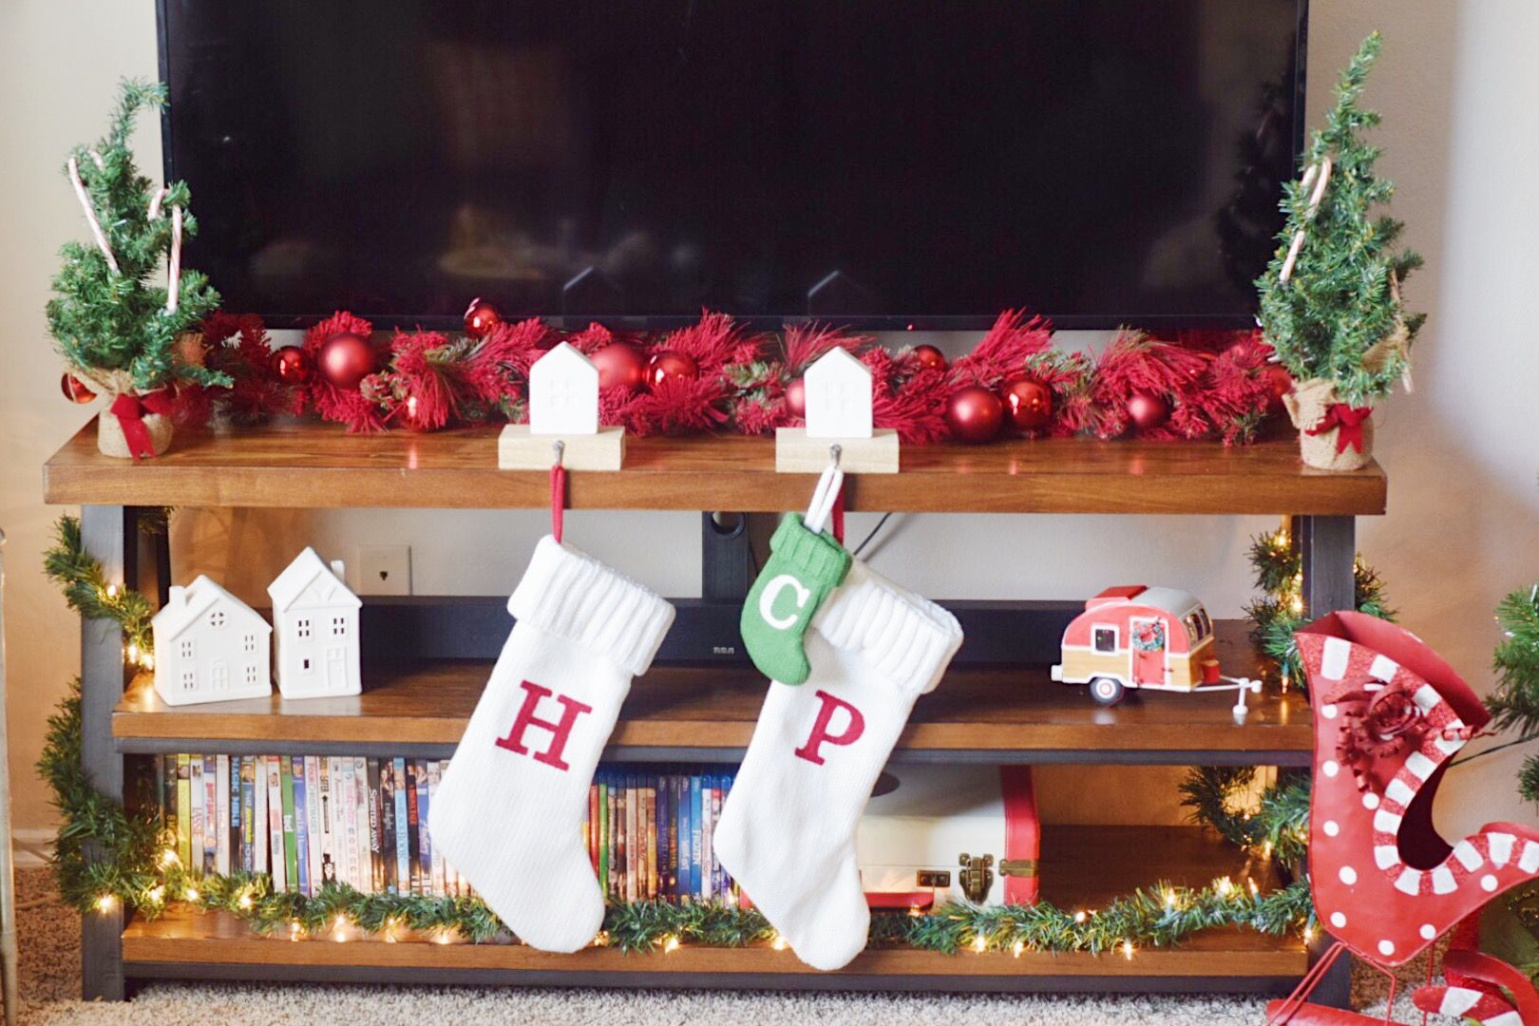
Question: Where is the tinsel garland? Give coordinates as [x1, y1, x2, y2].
[42, 515, 156, 668]
[1242, 521, 1394, 685]
[179, 308, 1281, 446]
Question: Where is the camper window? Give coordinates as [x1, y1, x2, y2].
[1093, 626, 1118, 653]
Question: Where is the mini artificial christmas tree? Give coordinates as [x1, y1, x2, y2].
[1485, 583, 1539, 802]
[48, 80, 224, 458]
[1257, 32, 1424, 470]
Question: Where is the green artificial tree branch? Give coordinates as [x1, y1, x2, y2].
[47, 79, 226, 395]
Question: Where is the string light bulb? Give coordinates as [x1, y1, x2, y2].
[147, 886, 164, 904]
[95, 893, 117, 914]
[1012, 940, 1025, 958]
[972, 934, 988, 953]
[1164, 889, 1177, 908]
[1074, 910, 1087, 924]
[1122, 940, 1135, 960]
[160, 848, 180, 868]
[771, 933, 788, 952]
[105, 583, 119, 598]
[184, 886, 200, 902]
[662, 935, 680, 953]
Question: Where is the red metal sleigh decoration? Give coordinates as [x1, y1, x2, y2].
[1266, 612, 1539, 1025]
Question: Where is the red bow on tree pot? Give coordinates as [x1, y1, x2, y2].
[109, 390, 176, 460]
[1307, 403, 1373, 454]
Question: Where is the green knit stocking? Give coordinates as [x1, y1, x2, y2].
[739, 514, 852, 685]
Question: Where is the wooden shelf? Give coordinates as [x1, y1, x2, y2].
[46, 418, 1385, 515]
[122, 826, 1305, 991]
[114, 620, 1310, 764]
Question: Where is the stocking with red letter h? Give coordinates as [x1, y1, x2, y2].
[715, 560, 963, 970]
[430, 537, 674, 952]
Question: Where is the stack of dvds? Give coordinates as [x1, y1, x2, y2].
[155, 755, 741, 906]
[584, 766, 739, 906]
[157, 755, 468, 898]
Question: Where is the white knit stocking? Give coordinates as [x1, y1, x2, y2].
[430, 537, 674, 952]
[714, 561, 963, 970]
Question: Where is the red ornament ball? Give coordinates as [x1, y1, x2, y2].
[945, 385, 1005, 443]
[1000, 377, 1053, 432]
[463, 297, 502, 339]
[591, 343, 648, 391]
[270, 346, 313, 385]
[1264, 364, 1294, 413]
[785, 377, 807, 418]
[912, 344, 948, 373]
[647, 350, 699, 389]
[318, 333, 376, 390]
[1126, 392, 1171, 431]
[60, 373, 96, 404]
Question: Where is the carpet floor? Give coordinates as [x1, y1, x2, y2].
[13, 869, 1421, 1025]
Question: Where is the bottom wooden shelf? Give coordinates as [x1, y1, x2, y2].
[121, 826, 1308, 993]
[123, 909, 1304, 991]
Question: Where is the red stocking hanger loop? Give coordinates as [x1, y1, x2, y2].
[550, 440, 566, 543]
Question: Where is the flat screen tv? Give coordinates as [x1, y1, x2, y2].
[159, 1, 1306, 330]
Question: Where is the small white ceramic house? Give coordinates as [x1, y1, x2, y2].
[151, 576, 272, 707]
[529, 342, 600, 435]
[804, 347, 874, 439]
[266, 547, 363, 699]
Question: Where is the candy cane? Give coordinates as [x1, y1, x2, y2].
[67, 155, 119, 274]
[1278, 157, 1333, 285]
[167, 206, 183, 313]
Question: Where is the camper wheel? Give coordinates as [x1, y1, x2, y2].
[1088, 676, 1126, 706]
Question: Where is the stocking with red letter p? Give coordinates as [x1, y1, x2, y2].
[714, 560, 963, 970]
[430, 537, 674, 952]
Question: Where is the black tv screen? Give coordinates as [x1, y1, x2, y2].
[160, 1, 1305, 330]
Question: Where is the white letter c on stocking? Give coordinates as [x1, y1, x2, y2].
[759, 574, 812, 630]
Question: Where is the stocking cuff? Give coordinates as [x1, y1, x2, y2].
[508, 536, 676, 677]
[814, 562, 963, 696]
[771, 513, 853, 580]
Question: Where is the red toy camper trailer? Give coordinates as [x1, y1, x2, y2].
[1051, 585, 1260, 713]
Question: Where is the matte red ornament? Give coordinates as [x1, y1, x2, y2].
[945, 385, 1004, 443]
[646, 350, 699, 389]
[785, 377, 806, 418]
[1126, 392, 1170, 431]
[912, 344, 948, 373]
[591, 342, 648, 391]
[318, 333, 376, 390]
[270, 346, 313, 385]
[61, 373, 96, 404]
[1001, 377, 1053, 432]
[463, 297, 502, 339]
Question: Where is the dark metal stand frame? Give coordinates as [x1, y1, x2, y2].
[77, 507, 1357, 1005]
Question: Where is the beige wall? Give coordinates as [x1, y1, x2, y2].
[3, 2, 1538, 842]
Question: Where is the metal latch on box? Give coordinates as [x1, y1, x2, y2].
[999, 858, 1037, 878]
[958, 853, 994, 903]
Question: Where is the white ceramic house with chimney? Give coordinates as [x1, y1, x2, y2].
[267, 547, 363, 699]
[529, 341, 600, 435]
[803, 347, 874, 439]
[151, 576, 272, 707]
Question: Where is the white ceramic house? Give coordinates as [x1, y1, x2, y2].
[529, 342, 600, 435]
[151, 576, 272, 707]
[266, 547, 363, 699]
[803, 347, 874, 439]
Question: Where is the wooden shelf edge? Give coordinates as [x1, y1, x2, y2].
[45, 420, 1387, 515]
[123, 911, 1306, 980]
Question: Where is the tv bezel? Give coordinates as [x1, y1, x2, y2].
[155, 0, 1310, 333]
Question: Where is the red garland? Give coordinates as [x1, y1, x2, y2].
[193, 312, 303, 424]
[303, 311, 386, 433]
[188, 307, 1279, 446]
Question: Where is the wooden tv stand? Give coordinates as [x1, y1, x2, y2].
[44, 419, 1382, 1001]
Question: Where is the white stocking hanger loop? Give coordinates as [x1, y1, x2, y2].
[803, 445, 844, 536]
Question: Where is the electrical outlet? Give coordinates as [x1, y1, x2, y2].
[355, 545, 411, 596]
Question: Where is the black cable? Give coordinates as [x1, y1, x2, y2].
[852, 512, 895, 558]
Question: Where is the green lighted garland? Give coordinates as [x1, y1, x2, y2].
[41, 510, 1314, 955]
[1243, 521, 1393, 685]
[43, 515, 159, 668]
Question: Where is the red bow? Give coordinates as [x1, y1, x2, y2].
[1307, 403, 1372, 454]
[109, 389, 176, 461]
